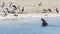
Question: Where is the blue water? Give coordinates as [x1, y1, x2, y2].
[0, 17, 60, 34]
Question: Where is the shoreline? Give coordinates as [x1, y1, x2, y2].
[0, 13, 59, 19]
[0, 13, 59, 24]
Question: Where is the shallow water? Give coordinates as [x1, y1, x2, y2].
[0, 17, 60, 34]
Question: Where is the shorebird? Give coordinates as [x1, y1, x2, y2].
[47, 9, 52, 12]
[1, 2, 5, 8]
[56, 8, 59, 13]
[9, 2, 12, 7]
[43, 9, 47, 13]
[22, 7, 24, 12]
[12, 5, 18, 16]
[38, 2, 42, 6]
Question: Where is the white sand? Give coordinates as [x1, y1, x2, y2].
[0, 13, 59, 19]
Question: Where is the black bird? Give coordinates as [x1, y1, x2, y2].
[56, 8, 59, 13]
[3, 11, 7, 16]
[12, 5, 17, 10]
[38, 2, 42, 6]
[41, 18, 48, 26]
[12, 5, 18, 16]
[6, 8, 16, 14]
[6, 8, 10, 13]
[48, 9, 52, 12]
[22, 7, 24, 12]
[43, 9, 47, 13]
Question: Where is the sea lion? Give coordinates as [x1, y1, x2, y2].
[41, 18, 48, 26]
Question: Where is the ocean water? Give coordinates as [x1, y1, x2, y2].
[0, 17, 60, 34]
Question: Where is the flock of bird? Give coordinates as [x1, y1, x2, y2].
[0, 2, 24, 16]
[0, 2, 59, 17]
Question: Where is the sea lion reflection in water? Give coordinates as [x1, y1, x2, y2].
[41, 18, 48, 26]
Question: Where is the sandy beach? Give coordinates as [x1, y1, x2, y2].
[0, 0, 59, 24]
